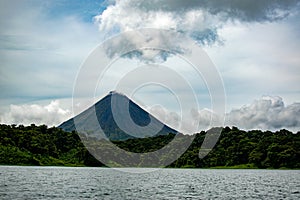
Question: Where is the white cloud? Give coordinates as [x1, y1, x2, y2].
[149, 105, 180, 130]
[94, 0, 300, 62]
[146, 104, 224, 133]
[1, 95, 299, 132]
[1, 1, 299, 134]
[94, 0, 222, 62]
[146, 95, 300, 133]
[205, 17, 300, 109]
[226, 96, 300, 132]
[0, 100, 72, 126]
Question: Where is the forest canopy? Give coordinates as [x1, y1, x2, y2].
[0, 124, 299, 169]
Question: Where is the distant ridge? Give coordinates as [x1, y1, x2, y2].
[58, 91, 177, 140]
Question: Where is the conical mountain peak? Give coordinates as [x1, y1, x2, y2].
[108, 90, 126, 96]
[59, 91, 177, 140]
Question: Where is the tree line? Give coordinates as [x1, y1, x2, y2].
[0, 124, 299, 168]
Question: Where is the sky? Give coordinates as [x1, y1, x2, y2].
[0, 0, 300, 133]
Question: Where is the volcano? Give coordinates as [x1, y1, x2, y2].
[58, 91, 177, 140]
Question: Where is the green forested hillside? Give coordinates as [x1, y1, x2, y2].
[0, 124, 103, 166]
[170, 127, 300, 168]
[0, 124, 299, 168]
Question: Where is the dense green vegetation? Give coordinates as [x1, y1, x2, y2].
[0, 124, 299, 168]
[0, 124, 103, 166]
[170, 127, 300, 169]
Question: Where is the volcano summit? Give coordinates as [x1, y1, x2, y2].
[59, 91, 177, 140]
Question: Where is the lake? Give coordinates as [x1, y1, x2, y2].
[0, 166, 299, 199]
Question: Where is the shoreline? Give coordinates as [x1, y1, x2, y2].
[1, 164, 299, 170]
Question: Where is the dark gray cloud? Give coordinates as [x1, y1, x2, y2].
[205, 0, 300, 22]
[126, 0, 300, 22]
[95, 0, 300, 61]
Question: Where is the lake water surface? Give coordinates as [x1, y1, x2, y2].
[1, 166, 299, 199]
